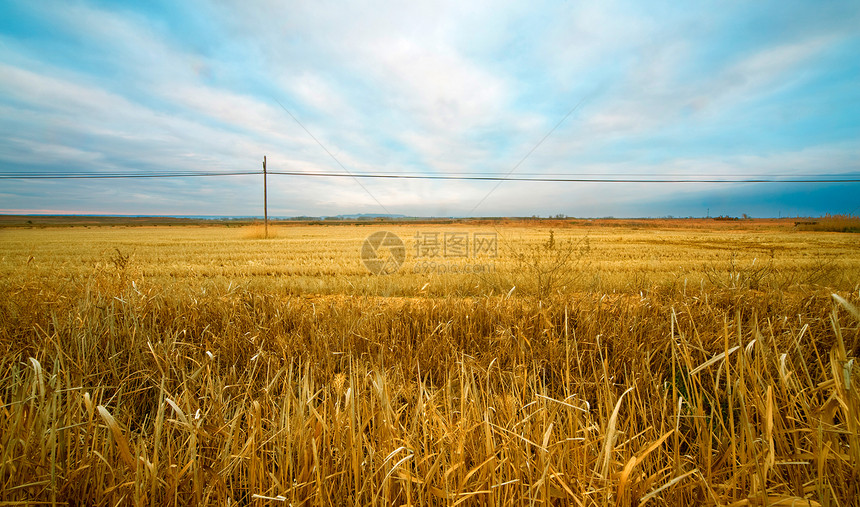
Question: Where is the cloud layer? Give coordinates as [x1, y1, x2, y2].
[1, 0, 858, 217]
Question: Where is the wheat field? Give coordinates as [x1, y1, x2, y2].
[1, 221, 859, 505]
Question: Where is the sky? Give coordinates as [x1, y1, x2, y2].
[0, 0, 858, 218]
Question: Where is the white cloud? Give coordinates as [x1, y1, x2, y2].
[0, 0, 857, 216]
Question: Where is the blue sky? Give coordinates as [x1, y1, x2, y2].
[0, 0, 858, 217]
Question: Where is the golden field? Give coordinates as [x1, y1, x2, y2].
[1, 221, 859, 505]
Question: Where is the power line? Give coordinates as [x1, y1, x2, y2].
[470, 96, 588, 214]
[2, 170, 859, 183]
[266, 169, 860, 177]
[0, 171, 259, 179]
[273, 98, 394, 216]
[268, 171, 860, 183]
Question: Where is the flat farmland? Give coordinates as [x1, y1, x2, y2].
[2, 221, 857, 294]
[1, 221, 859, 505]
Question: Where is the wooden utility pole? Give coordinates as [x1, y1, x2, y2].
[263, 156, 268, 239]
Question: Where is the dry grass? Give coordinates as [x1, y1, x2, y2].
[1, 223, 859, 505]
[1, 223, 858, 295]
[795, 215, 860, 233]
[240, 223, 279, 239]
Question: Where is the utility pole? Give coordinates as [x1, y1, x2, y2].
[263, 155, 268, 239]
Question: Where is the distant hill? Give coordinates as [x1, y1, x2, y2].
[326, 213, 408, 220]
